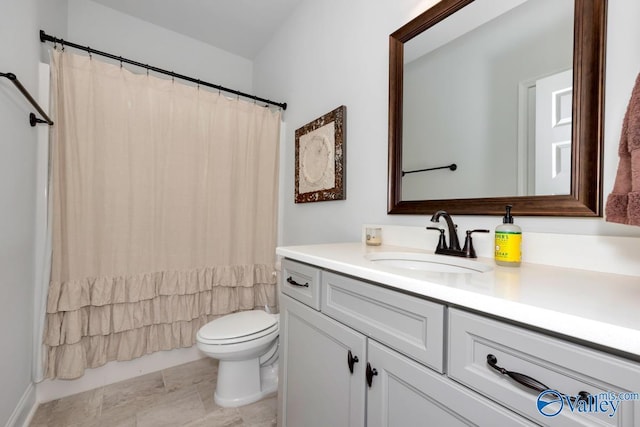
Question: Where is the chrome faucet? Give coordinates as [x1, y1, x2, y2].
[427, 210, 489, 258]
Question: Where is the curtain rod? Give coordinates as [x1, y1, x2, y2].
[39, 30, 287, 111]
[1, 72, 54, 126]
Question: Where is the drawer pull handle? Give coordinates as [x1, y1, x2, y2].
[487, 354, 590, 402]
[347, 350, 359, 374]
[366, 363, 378, 387]
[286, 276, 309, 287]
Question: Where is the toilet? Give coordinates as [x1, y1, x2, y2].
[196, 309, 279, 407]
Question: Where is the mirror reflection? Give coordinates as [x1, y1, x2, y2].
[400, 0, 575, 201]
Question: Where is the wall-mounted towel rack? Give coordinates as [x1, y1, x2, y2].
[402, 163, 457, 177]
[0, 72, 53, 127]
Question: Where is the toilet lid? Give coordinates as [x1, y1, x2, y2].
[198, 310, 278, 341]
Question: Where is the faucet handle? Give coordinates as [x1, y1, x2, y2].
[462, 229, 490, 258]
[426, 226, 447, 250]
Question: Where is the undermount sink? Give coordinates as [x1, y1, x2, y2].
[365, 252, 493, 274]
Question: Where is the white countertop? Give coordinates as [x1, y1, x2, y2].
[276, 242, 640, 360]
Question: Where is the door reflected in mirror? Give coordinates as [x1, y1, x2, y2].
[401, 0, 574, 201]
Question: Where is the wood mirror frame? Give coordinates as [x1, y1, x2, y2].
[388, 0, 607, 216]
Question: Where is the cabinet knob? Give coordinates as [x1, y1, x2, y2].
[366, 363, 378, 387]
[347, 350, 359, 374]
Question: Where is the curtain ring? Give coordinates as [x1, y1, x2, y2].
[146, 66, 149, 76]
[119, 56, 123, 68]
[87, 46, 92, 59]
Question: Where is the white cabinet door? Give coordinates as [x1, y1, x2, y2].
[279, 294, 366, 427]
[366, 340, 536, 427]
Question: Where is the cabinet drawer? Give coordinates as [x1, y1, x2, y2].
[281, 259, 321, 310]
[321, 271, 445, 372]
[448, 308, 640, 427]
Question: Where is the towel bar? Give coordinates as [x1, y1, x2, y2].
[1, 72, 53, 127]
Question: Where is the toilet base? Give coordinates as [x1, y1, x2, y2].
[214, 361, 279, 407]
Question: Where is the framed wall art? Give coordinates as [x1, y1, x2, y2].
[295, 105, 346, 203]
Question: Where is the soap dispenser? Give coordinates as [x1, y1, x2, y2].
[494, 205, 521, 267]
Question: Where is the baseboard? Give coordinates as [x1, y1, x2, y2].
[36, 346, 203, 403]
[4, 383, 36, 427]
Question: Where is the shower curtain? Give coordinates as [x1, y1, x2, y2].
[44, 50, 281, 379]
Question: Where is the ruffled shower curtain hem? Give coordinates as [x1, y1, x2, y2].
[44, 265, 277, 379]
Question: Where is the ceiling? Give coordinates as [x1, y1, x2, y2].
[90, 0, 303, 59]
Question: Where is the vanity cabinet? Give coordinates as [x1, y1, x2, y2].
[277, 245, 640, 427]
[279, 259, 536, 426]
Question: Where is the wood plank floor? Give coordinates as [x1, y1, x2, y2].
[30, 358, 277, 427]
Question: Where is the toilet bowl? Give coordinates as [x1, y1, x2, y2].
[196, 309, 279, 407]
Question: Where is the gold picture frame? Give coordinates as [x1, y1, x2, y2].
[295, 105, 346, 203]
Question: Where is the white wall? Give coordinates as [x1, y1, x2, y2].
[0, 0, 41, 424]
[65, 0, 253, 94]
[254, 0, 640, 245]
[38, 0, 68, 58]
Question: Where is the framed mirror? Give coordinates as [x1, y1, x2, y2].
[388, 0, 606, 216]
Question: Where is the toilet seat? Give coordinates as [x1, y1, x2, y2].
[197, 310, 278, 345]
